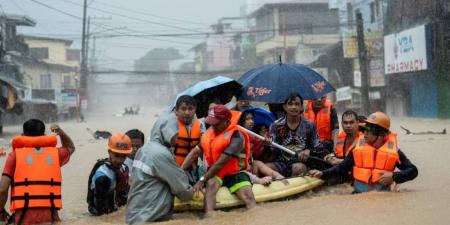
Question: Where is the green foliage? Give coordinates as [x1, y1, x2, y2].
[134, 48, 182, 72]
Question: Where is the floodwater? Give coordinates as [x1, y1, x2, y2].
[1, 108, 450, 225]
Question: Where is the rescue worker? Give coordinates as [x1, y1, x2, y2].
[324, 110, 362, 166]
[87, 133, 131, 216]
[310, 112, 419, 193]
[124, 129, 145, 175]
[0, 119, 75, 225]
[303, 95, 339, 154]
[127, 113, 193, 224]
[181, 105, 256, 213]
[173, 95, 205, 184]
[173, 95, 203, 167]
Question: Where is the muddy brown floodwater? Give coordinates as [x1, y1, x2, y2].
[1, 107, 449, 225]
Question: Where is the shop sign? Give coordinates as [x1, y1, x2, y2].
[384, 25, 429, 74]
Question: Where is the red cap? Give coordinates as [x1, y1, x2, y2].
[205, 105, 232, 125]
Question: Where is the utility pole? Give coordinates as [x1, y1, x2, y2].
[85, 16, 91, 71]
[283, 14, 287, 62]
[80, 0, 88, 89]
[91, 35, 96, 72]
[356, 12, 370, 115]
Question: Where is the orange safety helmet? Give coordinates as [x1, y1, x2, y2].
[108, 132, 132, 154]
[364, 112, 390, 131]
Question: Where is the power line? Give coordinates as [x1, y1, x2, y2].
[58, 0, 207, 33]
[27, 0, 203, 47]
[91, 0, 211, 26]
[29, 0, 82, 20]
[90, 69, 245, 76]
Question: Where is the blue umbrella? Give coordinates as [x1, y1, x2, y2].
[238, 63, 335, 103]
[241, 106, 275, 128]
[168, 76, 241, 118]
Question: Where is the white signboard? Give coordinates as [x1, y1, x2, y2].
[370, 59, 385, 87]
[384, 25, 428, 74]
[336, 86, 352, 102]
[369, 91, 381, 100]
[354, 71, 361, 87]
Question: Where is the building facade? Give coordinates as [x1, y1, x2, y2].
[384, 0, 450, 118]
[22, 35, 80, 90]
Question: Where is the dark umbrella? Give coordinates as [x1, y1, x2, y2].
[238, 63, 335, 103]
[168, 76, 241, 118]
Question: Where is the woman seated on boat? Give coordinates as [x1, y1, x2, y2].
[238, 110, 285, 185]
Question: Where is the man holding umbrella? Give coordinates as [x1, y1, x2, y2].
[303, 95, 339, 155]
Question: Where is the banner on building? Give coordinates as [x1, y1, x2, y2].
[370, 59, 385, 87]
[384, 25, 429, 74]
[343, 31, 384, 58]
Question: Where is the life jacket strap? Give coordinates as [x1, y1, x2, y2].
[177, 137, 200, 141]
[174, 152, 189, 157]
[11, 195, 62, 201]
[12, 179, 61, 187]
[50, 193, 55, 225]
[16, 193, 29, 225]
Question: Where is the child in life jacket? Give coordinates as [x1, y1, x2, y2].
[87, 133, 131, 216]
[238, 110, 285, 185]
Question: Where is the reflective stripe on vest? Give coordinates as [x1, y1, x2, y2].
[201, 124, 250, 178]
[352, 133, 400, 185]
[174, 119, 201, 166]
[11, 136, 62, 212]
[304, 100, 333, 141]
[335, 131, 361, 158]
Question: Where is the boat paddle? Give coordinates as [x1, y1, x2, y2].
[238, 125, 331, 165]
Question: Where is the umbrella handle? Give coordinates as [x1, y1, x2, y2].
[238, 125, 296, 156]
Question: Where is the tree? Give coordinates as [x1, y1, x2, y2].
[134, 48, 182, 73]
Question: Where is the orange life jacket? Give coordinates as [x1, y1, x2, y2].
[352, 133, 400, 185]
[12, 135, 57, 150]
[304, 99, 333, 141]
[201, 124, 250, 178]
[174, 119, 202, 166]
[230, 110, 241, 126]
[10, 135, 62, 212]
[335, 131, 361, 158]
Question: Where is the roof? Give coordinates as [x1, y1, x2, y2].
[0, 75, 28, 90]
[0, 14, 36, 26]
[22, 35, 73, 46]
[249, 0, 329, 17]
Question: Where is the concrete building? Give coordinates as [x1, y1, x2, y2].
[330, 0, 387, 113]
[249, 1, 340, 64]
[383, 0, 450, 118]
[21, 35, 80, 89]
[0, 14, 36, 133]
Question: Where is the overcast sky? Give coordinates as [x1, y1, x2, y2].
[1, 0, 246, 70]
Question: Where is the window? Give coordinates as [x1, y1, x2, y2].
[63, 76, 71, 88]
[40, 74, 52, 89]
[30, 48, 49, 59]
[66, 49, 80, 61]
[370, 2, 376, 23]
